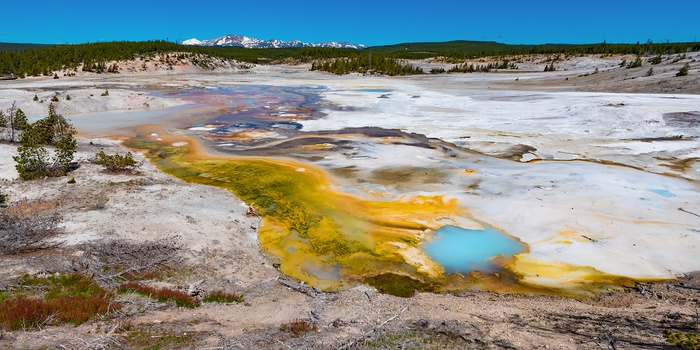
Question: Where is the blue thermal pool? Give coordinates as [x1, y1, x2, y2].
[648, 188, 676, 198]
[422, 225, 525, 273]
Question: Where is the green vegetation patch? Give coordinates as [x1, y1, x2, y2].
[311, 55, 423, 75]
[368, 40, 700, 60]
[202, 290, 244, 304]
[117, 282, 200, 308]
[361, 326, 478, 349]
[0, 273, 119, 330]
[664, 330, 699, 350]
[0, 42, 52, 53]
[125, 328, 198, 350]
[93, 151, 140, 172]
[362, 273, 435, 298]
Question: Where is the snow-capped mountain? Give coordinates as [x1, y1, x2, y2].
[181, 34, 365, 50]
[181, 38, 205, 46]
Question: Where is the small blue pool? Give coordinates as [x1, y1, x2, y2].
[422, 224, 525, 273]
[648, 189, 676, 198]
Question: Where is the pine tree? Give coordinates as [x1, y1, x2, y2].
[14, 123, 51, 180]
[676, 63, 690, 76]
[649, 54, 662, 65]
[626, 57, 642, 68]
[14, 108, 28, 131]
[52, 133, 77, 176]
[13, 104, 77, 180]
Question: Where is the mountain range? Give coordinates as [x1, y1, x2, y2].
[181, 34, 366, 50]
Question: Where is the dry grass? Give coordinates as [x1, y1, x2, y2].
[0, 199, 62, 254]
[76, 238, 181, 282]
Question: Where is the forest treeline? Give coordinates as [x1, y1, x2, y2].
[1, 40, 699, 77]
[311, 54, 423, 75]
[369, 40, 700, 60]
[0, 41, 361, 77]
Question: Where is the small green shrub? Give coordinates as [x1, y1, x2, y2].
[100, 90, 109, 96]
[663, 330, 699, 349]
[33, 95, 39, 102]
[50, 95, 59, 102]
[67, 177, 76, 184]
[279, 319, 317, 337]
[202, 290, 244, 304]
[672, 53, 687, 63]
[677, 63, 690, 76]
[626, 57, 642, 68]
[45, 273, 105, 299]
[0, 190, 7, 206]
[65, 95, 71, 101]
[93, 151, 140, 172]
[649, 54, 662, 65]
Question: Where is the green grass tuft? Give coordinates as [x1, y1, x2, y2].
[202, 290, 244, 304]
[664, 329, 699, 349]
[117, 282, 200, 308]
[279, 319, 317, 337]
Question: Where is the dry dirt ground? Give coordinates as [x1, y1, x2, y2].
[1, 54, 699, 349]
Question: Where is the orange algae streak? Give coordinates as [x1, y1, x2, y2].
[505, 254, 660, 295]
[127, 136, 472, 290]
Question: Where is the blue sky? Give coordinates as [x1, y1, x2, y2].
[1, 0, 699, 46]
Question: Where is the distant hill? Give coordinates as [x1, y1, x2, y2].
[0, 42, 53, 52]
[368, 40, 534, 53]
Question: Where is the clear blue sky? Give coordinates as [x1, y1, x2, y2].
[1, 0, 699, 46]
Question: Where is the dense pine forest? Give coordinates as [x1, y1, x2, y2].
[369, 40, 700, 60]
[1, 40, 699, 77]
[0, 43, 52, 52]
[311, 55, 423, 75]
[0, 41, 361, 77]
